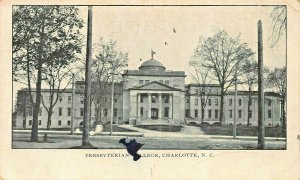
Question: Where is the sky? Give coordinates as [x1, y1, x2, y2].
[13, 5, 286, 99]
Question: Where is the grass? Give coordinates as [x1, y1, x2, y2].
[14, 125, 136, 132]
[135, 125, 183, 132]
[197, 125, 286, 137]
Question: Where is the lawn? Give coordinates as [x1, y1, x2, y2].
[199, 125, 286, 137]
[135, 125, 183, 132]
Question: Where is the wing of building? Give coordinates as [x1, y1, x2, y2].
[14, 58, 283, 129]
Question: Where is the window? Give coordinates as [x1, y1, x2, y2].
[38, 120, 41, 125]
[23, 120, 26, 126]
[185, 98, 189, 103]
[164, 95, 169, 103]
[215, 89, 218, 94]
[195, 109, 198, 118]
[208, 99, 211, 106]
[114, 108, 118, 117]
[49, 121, 51, 126]
[58, 120, 61, 126]
[59, 96, 62, 102]
[104, 109, 108, 117]
[208, 110, 212, 118]
[140, 107, 143, 117]
[239, 99, 242, 106]
[68, 121, 71, 125]
[140, 95, 143, 103]
[39, 108, 42, 116]
[185, 89, 189, 94]
[268, 110, 272, 118]
[249, 99, 252, 106]
[139, 80, 144, 85]
[159, 80, 163, 83]
[165, 80, 169, 85]
[80, 97, 84, 104]
[80, 108, 84, 116]
[164, 107, 169, 117]
[268, 99, 272, 106]
[29, 120, 32, 125]
[68, 108, 71, 116]
[215, 110, 218, 118]
[238, 110, 242, 118]
[114, 98, 117, 103]
[195, 99, 198, 106]
[195, 89, 199, 94]
[68, 96, 71, 102]
[185, 109, 190, 118]
[229, 110, 233, 118]
[208, 88, 212, 94]
[145, 80, 149, 84]
[151, 95, 157, 103]
[229, 98, 233, 106]
[59, 108, 62, 116]
[215, 99, 218, 106]
[249, 110, 252, 119]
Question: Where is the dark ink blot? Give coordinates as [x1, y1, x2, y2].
[119, 138, 144, 161]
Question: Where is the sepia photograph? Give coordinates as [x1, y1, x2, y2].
[12, 5, 287, 150]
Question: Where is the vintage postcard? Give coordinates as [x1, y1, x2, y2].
[0, 0, 299, 179]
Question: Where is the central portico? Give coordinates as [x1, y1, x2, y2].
[122, 52, 186, 125]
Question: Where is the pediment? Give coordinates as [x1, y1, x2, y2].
[131, 81, 180, 91]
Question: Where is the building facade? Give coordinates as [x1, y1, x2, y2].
[14, 58, 283, 129]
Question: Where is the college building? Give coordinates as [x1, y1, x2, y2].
[14, 57, 283, 129]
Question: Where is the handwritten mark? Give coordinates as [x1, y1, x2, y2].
[119, 138, 144, 161]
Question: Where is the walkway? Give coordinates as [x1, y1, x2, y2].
[119, 125, 286, 142]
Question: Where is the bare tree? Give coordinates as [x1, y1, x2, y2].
[13, 6, 84, 141]
[266, 67, 286, 129]
[41, 67, 73, 131]
[189, 58, 212, 124]
[92, 37, 128, 125]
[194, 30, 255, 124]
[270, 6, 287, 48]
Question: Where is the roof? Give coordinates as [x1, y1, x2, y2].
[139, 59, 165, 69]
[185, 83, 220, 88]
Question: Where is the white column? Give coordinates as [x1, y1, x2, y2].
[137, 93, 140, 118]
[148, 93, 151, 119]
[169, 94, 173, 119]
[158, 94, 162, 119]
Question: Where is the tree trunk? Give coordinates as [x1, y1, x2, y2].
[219, 87, 224, 125]
[47, 107, 53, 130]
[201, 108, 204, 124]
[247, 89, 251, 126]
[282, 96, 286, 130]
[31, 65, 42, 142]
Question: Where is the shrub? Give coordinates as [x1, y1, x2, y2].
[188, 122, 198, 126]
[212, 122, 221, 126]
[200, 122, 210, 127]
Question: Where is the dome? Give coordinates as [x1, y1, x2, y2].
[139, 59, 166, 71]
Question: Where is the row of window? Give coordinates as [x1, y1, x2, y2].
[185, 98, 219, 106]
[26, 120, 71, 126]
[185, 109, 273, 119]
[44, 96, 118, 105]
[185, 98, 272, 107]
[185, 109, 219, 119]
[140, 95, 170, 103]
[139, 107, 170, 118]
[186, 88, 219, 95]
[27, 107, 118, 117]
[139, 80, 170, 85]
[228, 98, 272, 106]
